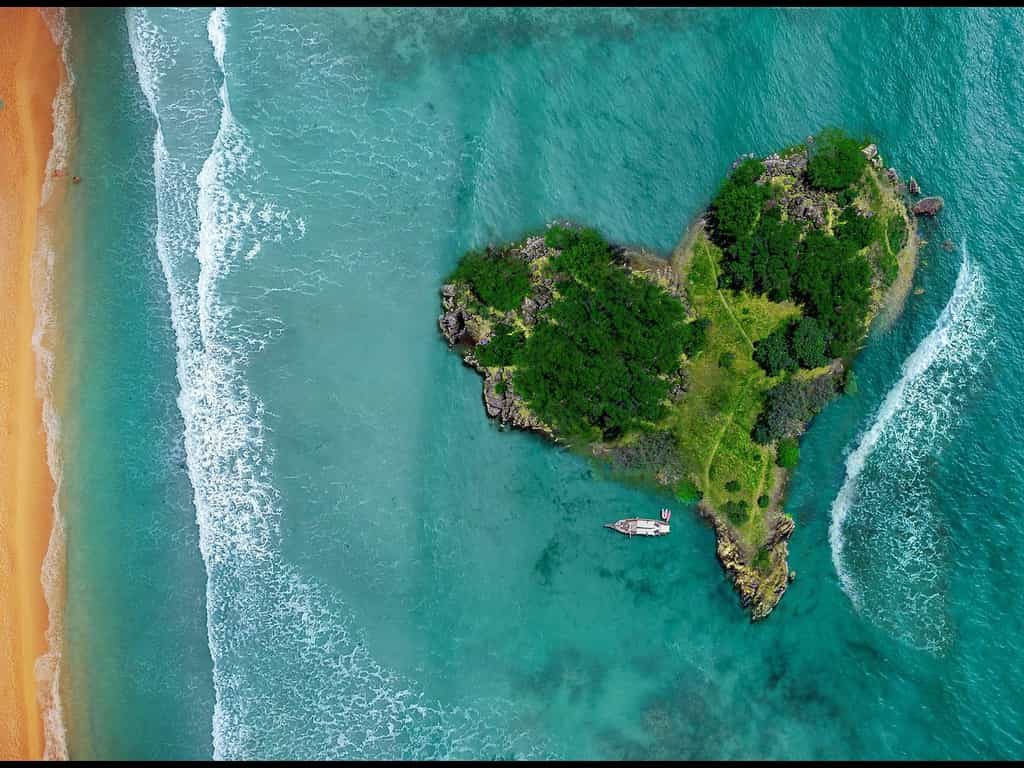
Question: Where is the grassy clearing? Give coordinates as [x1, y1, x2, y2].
[666, 234, 799, 549]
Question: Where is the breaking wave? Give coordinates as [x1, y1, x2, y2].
[829, 247, 993, 652]
[128, 7, 551, 758]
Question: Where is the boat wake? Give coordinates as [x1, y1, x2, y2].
[829, 247, 993, 653]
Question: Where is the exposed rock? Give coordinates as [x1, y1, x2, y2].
[861, 143, 878, 160]
[788, 194, 827, 228]
[912, 196, 944, 217]
[730, 151, 757, 171]
[481, 370, 549, 434]
[886, 167, 900, 184]
[519, 234, 549, 262]
[762, 151, 807, 178]
[788, 570, 797, 583]
[698, 502, 794, 621]
[521, 277, 555, 326]
[908, 176, 920, 195]
[439, 284, 470, 345]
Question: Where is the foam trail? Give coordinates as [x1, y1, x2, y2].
[128, 8, 550, 758]
[829, 246, 993, 651]
[31, 7, 75, 760]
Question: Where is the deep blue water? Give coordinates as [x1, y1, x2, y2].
[60, 7, 1024, 759]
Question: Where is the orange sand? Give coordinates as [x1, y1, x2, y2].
[0, 8, 64, 761]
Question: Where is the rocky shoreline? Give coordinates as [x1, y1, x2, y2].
[699, 498, 795, 620]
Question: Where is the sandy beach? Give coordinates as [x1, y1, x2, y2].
[0, 7, 66, 761]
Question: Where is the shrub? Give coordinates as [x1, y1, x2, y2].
[806, 128, 867, 191]
[609, 430, 681, 474]
[886, 212, 907, 254]
[777, 437, 800, 469]
[724, 499, 749, 525]
[779, 142, 806, 159]
[725, 479, 741, 493]
[719, 351, 736, 370]
[450, 249, 531, 311]
[757, 494, 770, 508]
[680, 318, 710, 358]
[676, 479, 702, 502]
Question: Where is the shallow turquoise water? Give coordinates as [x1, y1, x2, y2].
[61, 7, 1024, 759]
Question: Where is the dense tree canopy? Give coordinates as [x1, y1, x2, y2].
[449, 248, 532, 311]
[475, 323, 525, 367]
[753, 325, 797, 378]
[512, 228, 697, 440]
[710, 159, 770, 243]
[793, 231, 872, 358]
[701, 128, 888, 454]
[791, 316, 828, 369]
[752, 375, 838, 445]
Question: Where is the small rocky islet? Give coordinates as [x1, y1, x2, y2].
[439, 129, 927, 620]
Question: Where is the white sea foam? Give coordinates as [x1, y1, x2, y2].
[30, 7, 74, 760]
[829, 247, 993, 652]
[127, 8, 549, 758]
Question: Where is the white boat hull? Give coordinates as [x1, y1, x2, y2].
[604, 518, 670, 537]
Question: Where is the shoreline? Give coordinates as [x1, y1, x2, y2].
[0, 7, 69, 760]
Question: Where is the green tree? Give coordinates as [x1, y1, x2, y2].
[791, 316, 828, 369]
[711, 180, 769, 243]
[450, 249, 531, 311]
[730, 157, 765, 186]
[753, 326, 796, 377]
[807, 128, 867, 191]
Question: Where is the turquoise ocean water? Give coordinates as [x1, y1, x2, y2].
[57, 7, 1024, 759]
